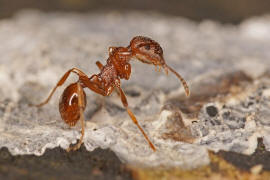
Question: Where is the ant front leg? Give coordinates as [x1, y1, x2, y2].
[115, 80, 156, 151]
[34, 68, 88, 107]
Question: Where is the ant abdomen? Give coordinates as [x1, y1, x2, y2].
[59, 83, 86, 127]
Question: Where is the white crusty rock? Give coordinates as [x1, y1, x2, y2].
[0, 10, 270, 169]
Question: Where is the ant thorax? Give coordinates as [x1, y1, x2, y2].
[99, 62, 118, 87]
[107, 47, 132, 80]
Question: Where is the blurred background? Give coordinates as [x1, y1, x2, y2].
[1, 0, 270, 23]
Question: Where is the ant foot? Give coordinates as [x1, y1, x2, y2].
[66, 140, 83, 152]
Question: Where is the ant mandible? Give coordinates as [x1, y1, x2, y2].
[34, 36, 190, 152]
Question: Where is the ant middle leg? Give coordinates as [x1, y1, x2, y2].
[34, 68, 88, 107]
[116, 85, 156, 151]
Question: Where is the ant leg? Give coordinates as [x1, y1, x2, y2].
[95, 61, 104, 70]
[80, 74, 107, 96]
[67, 82, 85, 152]
[80, 74, 116, 97]
[34, 68, 88, 107]
[116, 86, 156, 152]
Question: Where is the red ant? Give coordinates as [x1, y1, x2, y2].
[34, 36, 190, 152]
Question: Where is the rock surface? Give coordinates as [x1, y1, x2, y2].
[0, 10, 270, 169]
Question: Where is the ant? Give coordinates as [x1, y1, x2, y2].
[34, 36, 190, 152]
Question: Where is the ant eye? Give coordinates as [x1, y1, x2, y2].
[144, 44, 151, 50]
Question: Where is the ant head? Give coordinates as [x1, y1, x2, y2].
[129, 36, 166, 67]
[129, 36, 190, 97]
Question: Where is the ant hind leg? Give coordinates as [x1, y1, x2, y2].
[33, 68, 88, 107]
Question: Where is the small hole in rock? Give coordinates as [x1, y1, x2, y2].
[206, 105, 218, 117]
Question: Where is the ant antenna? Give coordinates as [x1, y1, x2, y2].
[163, 64, 190, 97]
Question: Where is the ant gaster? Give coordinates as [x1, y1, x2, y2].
[34, 36, 190, 152]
